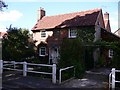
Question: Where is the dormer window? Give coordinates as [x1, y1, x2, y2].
[68, 29, 77, 38]
[41, 31, 46, 37]
[53, 30, 60, 37]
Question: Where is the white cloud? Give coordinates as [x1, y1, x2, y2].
[0, 10, 23, 22]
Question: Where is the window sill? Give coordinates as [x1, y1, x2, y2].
[39, 55, 46, 57]
[69, 36, 76, 38]
[109, 56, 113, 58]
[41, 37, 46, 38]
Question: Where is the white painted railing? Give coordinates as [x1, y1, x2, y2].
[59, 66, 75, 84]
[3, 61, 23, 72]
[1, 60, 56, 84]
[26, 62, 56, 84]
[109, 68, 120, 90]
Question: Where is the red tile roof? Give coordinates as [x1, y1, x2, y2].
[114, 28, 120, 34]
[32, 8, 102, 31]
[0, 32, 7, 38]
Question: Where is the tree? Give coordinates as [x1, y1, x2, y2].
[2, 27, 35, 61]
[0, 0, 8, 11]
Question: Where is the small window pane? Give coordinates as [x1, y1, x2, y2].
[54, 30, 60, 37]
[41, 31, 46, 37]
[109, 49, 113, 58]
[40, 47, 46, 56]
[69, 29, 77, 38]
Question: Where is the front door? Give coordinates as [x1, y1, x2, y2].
[49, 47, 59, 64]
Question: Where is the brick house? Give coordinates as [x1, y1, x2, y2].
[0, 32, 7, 39]
[114, 28, 120, 37]
[32, 8, 120, 64]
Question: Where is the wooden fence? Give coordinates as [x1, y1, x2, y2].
[0, 60, 56, 84]
[0, 60, 76, 89]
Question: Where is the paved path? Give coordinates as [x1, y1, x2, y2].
[2, 68, 111, 89]
[61, 68, 111, 89]
[2, 71, 62, 90]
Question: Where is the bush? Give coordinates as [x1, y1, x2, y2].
[109, 42, 120, 69]
[96, 55, 105, 68]
[58, 38, 85, 78]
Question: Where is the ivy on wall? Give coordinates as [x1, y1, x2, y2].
[58, 26, 120, 78]
[77, 26, 95, 43]
[58, 26, 95, 78]
[94, 40, 120, 68]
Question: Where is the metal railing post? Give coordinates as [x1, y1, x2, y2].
[112, 68, 115, 90]
[52, 64, 56, 84]
[109, 72, 112, 89]
[23, 61, 27, 77]
[0, 60, 3, 90]
[59, 69, 61, 84]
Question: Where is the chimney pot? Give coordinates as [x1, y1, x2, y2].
[104, 12, 111, 32]
[38, 7, 46, 20]
[104, 12, 109, 20]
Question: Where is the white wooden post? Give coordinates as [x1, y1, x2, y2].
[23, 61, 27, 77]
[0, 60, 3, 90]
[52, 64, 56, 84]
[0, 60, 3, 74]
[112, 68, 115, 90]
[11, 61, 15, 69]
[13, 61, 16, 69]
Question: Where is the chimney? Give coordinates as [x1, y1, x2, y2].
[104, 12, 109, 20]
[38, 7, 45, 20]
[104, 12, 111, 32]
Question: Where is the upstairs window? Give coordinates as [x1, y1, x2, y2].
[39, 47, 46, 56]
[69, 29, 77, 38]
[53, 30, 60, 37]
[108, 49, 113, 58]
[41, 31, 46, 37]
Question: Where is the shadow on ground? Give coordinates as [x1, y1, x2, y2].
[2, 68, 111, 89]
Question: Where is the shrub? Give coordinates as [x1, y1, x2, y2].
[58, 38, 85, 78]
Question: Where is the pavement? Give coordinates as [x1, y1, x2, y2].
[2, 71, 62, 90]
[61, 68, 110, 89]
[2, 68, 112, 89]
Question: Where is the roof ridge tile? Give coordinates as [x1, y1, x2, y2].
[44, 8, 102, 18]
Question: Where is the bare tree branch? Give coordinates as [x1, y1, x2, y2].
[0, 0, 8, 11]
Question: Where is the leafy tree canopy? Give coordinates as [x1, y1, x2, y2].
[2, 27, 35, 61]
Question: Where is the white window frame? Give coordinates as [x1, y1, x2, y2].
[68, 29, 77, 38]
[41, 30, 46, 38]
[39, 47, 46, 56]
[108, 49, 113, 58]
